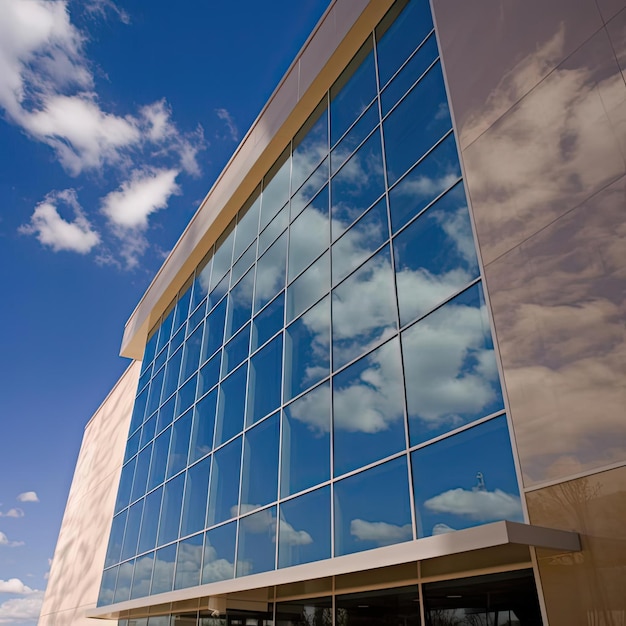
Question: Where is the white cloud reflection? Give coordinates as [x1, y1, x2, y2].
[350, 519, 412, 545]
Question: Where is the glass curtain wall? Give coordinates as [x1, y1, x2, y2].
[99, 0, 523, 606]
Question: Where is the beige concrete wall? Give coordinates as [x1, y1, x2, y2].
[38, 362, 140, 626]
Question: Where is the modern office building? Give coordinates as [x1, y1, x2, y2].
[39, 0, 626, 625]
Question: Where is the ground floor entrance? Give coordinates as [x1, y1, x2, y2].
[128, 569, 543, 626]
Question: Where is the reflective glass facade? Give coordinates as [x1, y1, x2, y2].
[99, 0, 523, 607]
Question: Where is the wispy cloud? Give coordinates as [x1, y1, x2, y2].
[19, 190, 100, 254]
[0, 592, 44, 624]
[16, 492, 39, 504]
[216, 108, 238, 141]
[99, 168, 181, 268]
[0, 532, 24, 548]
[4, 0, 206, 265]
[0, 509, 24, 519]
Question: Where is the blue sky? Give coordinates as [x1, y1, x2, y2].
[0, 0, 329, 623]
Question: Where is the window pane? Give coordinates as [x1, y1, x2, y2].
[180, 456, 211, 537]
[334, 457, 412, 556]
[130, 387, 148, 434]
[181, 323, 204, 384]
[252, 292, 284, 351]
[255, 231, 287, 312]
[221, 323, 250, 377]
[202, 297, 227, 363]
[330, 40, 377, 145]
[284, 295, 330, 401]
[167, 411, 192, 479]
[226, 267, 254, 339]
[197, 350, 221, 399]
[156, 307, 174, 355]
[335, 586, 420, 626]
[286, 251, 329, 324]
[393, 182, 479, 326]
[291, 160, 328, 221]
[288, 186, 329, 281]
[330, 102, 378, 176]
[130, 553, 153, 600]
[381, 32, 438, 115]
[187, 299, 206, 334]
[236, 506, 277, 576]
[384, 61, 452, 185]
[138, 486, 162, 554]
[332, 245, 397, 370]
[151, 544, 176, 595]
[210, 220, 235, 290]
[234, 190, 261, 260]
[148, 426, 171, 491]
[412, 416, 523, 537]
[333, 338, 405, 476]
[241, 413, 280, 512]
[139, 413, 157, 449]
[174, 373, 196, 419]
[332, 198, 389, 287]
[115, 457, 136, 514]
[156, 396, 175, 436]
[174, 534, 203, 590]
[105, 510, 127, 567]
[173, 286, 192, 335]
[247, 334, 283, 426]
[147, 366, 165, 416]
[189, 389, 217, 462]
[98, 566, 117, 606]
[191, 253, 212, 312]
[124, 430, 141, 464]
[376, 0, 434, 88]
[170, 324, 186, 354]
[215, 364, 248, 446]
[207, 436, 242, 526]
[162, 347, 183, 404]
[402, 283, 504, 446]
[131, 442, 152, 503]
[113, 560, 133, 604]
[281, 383, 330, 498]
[202, 521, 236, 584]
[121, 499, 143, 561]
[278, 486, 331, 568]
[157, 474, 185, 546]
[231, 242, 256, 286]
[292, 100, 328, 193]
[388, 133, 461, 234]
[331, 131, 385, 241]
[261, 150, 291, 230]
[259, 202, 289, 257]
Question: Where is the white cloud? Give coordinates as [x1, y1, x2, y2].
[0, 532, 24, 548]
[350, 519, 412, 545]
[19, 190, 100, 254]
[0, 592, 44, 624]
[424, 487, 522, 522]
[432, 523, 456, 535]
[0, 509, 24, 519]
[0, 579, 37, 595]
[101, 168, 180, 229]
[279, 520, 313, 547]
[216, 108, 239, 141]
[16, 493, 38, 504]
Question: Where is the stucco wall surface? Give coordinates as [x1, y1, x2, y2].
[38, 362, 140, 626]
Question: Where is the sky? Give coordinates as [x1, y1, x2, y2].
[0, 0, 330, 623]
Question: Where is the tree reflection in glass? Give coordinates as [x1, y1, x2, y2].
[412, 416, 523, 537]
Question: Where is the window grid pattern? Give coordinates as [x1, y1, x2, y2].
[99, 0, 523, 607]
